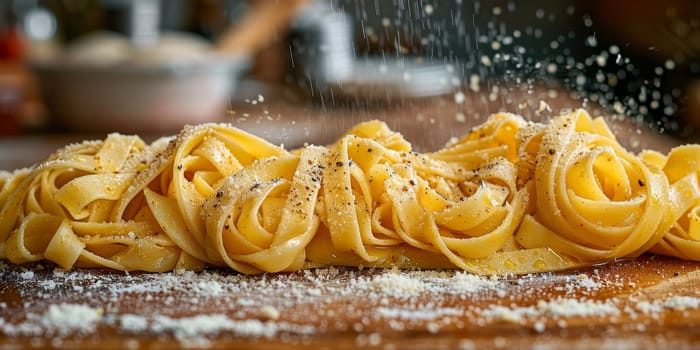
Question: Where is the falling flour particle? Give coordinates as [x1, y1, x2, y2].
[454, 91, 466, 104]
[469, 74, 480, 92]
[536, 100, 552, 113]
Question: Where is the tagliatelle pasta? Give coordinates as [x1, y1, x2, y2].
[514, 110, 673, 260]
[640, 145, 700, 260]
[1, 109, 699, 274]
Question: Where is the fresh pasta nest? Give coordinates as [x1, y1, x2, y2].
[1, 109, 698, 275]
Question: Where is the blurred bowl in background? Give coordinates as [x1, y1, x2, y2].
[32, 55, 248, 134]
[30, 31, 249, 134]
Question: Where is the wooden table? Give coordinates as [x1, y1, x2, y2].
[2, 256, 700, 349]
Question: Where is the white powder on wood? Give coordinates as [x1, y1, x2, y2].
[634, 301, 662, 314]
[364, 272, 425, 295]
[481, 305, 535, 323]
[2, 261, 699, 349]
[119, 314, 149, 332]
[115, 313, 315, 345]
[375, 306, 462, 320]
[536, 298, 620, 317]
[450, 272, 500, 293]
[636, 295, 700, 314]
[150, 314, 276, 339]
[19, 271, 35, 280]
[481, 298, 619, 323]
[663, 296, 700, 311]
[351, 270, 503, 297]
[194, 280, 224, 296]
[38, 303, 103, 335]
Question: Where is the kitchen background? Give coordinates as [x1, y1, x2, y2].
[0, 0, 698, 167]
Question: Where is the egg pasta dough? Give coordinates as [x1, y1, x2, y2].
[0, 109, 695, 274]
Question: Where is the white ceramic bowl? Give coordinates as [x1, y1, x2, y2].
[32, 54, 248, 133]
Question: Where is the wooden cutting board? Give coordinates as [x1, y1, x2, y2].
[1, 254, 700, 349]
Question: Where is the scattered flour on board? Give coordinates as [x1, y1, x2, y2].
[536, 298, 620, 317]
[117, 312, 315, 342]
[635, 296, 700, 314]
[150, 314, 276, 339]
[40, 303, 104, 332]
[19, 271, 35, 280]
[1, 262, 699, 348]
[360, 272, 426, 295]
[2, 303, 103, 337]
[662, 296, 700, 311]
[351, 269, 503, 296]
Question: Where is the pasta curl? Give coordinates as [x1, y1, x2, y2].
[139, 123, 286, 268]
[514, 110, 673, 261]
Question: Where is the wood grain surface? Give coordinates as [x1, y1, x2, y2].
[1, 255, 700, 349]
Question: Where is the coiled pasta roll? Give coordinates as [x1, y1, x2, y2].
[138, 123, 287, 268]
[514, 110, 673, 262]
[202, 148, 325, 273]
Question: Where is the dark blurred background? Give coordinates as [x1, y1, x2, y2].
[0, 0, 697, 151]
[334, 0, 699, 133]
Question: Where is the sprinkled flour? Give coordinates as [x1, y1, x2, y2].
[1, 259, 699, 348]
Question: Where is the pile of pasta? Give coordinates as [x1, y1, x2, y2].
[1, 109, 699, 274]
